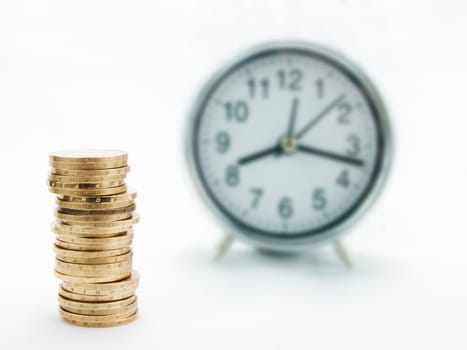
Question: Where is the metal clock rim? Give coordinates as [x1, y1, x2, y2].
[185, 41, 393, 251]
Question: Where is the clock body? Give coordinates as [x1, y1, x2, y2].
[186, 42, 392, 251]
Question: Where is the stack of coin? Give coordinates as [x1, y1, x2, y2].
[47, 150, 139, 327]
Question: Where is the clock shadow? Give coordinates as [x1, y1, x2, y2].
[199, 246, 400, 280]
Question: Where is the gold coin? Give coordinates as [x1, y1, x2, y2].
[54, 210, 134, 223]
[53, 228, 131, 238]
[54, 232, 133, 245]
[60, 310, 137, 328]
[57, 204, 136, 216]
[60, 301, 137, 316]
[55, 258, 132, 276]
[56, 198, 135, 211]
[57, 187, 137, 203]
[55, 270, 131, 283]
[55, 238, 132, 251]
[60, 304, 131, 316]
[56, 214, 139, 228]
[59, 298, 137, 316]
[48, 173, 127, 184]
[53, 244, 131, 258]
[49, 185, 127, 196]
[52, 222, 133, 236]
[58, 294, 136, 310]
[60, 304, 136, 318]
[71, 268, 139, 285]
[50, 160, 127, 170]
[62, 284, 138, 298]
[59, 306, 136, 321]
[62, 270, 139, 295]
[55, 258, 132, 272]
[59, 284, 135, 302]
[51, 166, 130, 177]
[55, 267, 132, 279]
[48, 179, 126, 189]
[50, 150, 128, 163]
[59, 307, 136, 321]
[61, 271, 139, 295]
[56, 250, 133, 264]
[55, 259, 132, 275]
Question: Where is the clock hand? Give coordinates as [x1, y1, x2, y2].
[274, 97, 300, 159]
[237, 145, 281, 166]
[286, 97, 300, 137]
[294, 93, 346, 139]
[239, 97, 299, 165]
[297, 144, 364, 166]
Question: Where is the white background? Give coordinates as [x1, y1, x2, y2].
[0, 0, 466, 349]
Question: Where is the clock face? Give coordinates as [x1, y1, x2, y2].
[189, 44, 389, 244]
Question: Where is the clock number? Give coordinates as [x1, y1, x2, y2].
[277, 70, 286, 89]
[277, 69, 303, 91]
[250, 188, 264, 208]
[346, 134, 360, 156]
[225, 101, 249, 122]
[225, 165, 240, 187]
[312, 188, 326, 210]
[337, 102, 352, 124]
[336, 169, 349, 188]
[315, 78, 324, 98]
[247, 78, 269, 99]
[289, 69, 303, 90]
[278, 197, 293, 219]
[215, 131, 230, 154]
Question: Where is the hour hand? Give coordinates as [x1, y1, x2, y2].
[237, 145, 281, 166]
[297, 144, 364, 166]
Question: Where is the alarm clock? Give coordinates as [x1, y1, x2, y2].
[186, 42, 392, 252]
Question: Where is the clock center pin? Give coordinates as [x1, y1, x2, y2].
[280, 136, 298, 154]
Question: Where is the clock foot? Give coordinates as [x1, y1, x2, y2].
[333, 240, 352, 269]
[213, 234, 235, 262]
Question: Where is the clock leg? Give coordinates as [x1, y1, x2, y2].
[213, 234, 235, 262]
[333, 240, 353, 269]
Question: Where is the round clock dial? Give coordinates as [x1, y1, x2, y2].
[188, 43, 391, 248]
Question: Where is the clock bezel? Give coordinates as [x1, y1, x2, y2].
[186, 41, 393, 251]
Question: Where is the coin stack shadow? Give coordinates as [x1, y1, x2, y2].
[47, 150, 139, 327]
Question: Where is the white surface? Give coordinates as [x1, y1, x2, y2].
[0, 0, 466, 349]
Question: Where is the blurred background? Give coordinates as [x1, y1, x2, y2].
[0, 0, 466, 349]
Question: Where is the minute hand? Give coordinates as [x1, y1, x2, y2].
[294, 93, 346, 139]
[297, 144, 364, 166]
